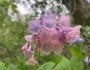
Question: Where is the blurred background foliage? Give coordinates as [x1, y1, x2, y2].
[0, 0, 90, 70]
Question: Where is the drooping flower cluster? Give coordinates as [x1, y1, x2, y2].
[22, 12, 83, 66]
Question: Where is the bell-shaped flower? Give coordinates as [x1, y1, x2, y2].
[37, 28, 52, 44]
[42, 14, 57, 30]
[50, 29, 59, 43]
[66, 25, 81, 45]
[40, 41, 53, 55]
[24, 34, 35, 44]
[28, 20, 42, 34]
[23, 45, 33, 58]
[59, 15, 70, 27]
[22, 43, 28, 51]
[26, 54, 38, 66]
[53, 42, 64, 54]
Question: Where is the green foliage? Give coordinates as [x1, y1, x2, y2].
[0, 62, 7, 70]
[70, 45, 84, 61]
[37, 62, 55, 70]
[81, 26, 90, 38]
[54, 56, 69, 70]
[11, 4, 18, 13]
[3, 1, 10, 8]
[48, 55, 62, 64]
[37, 56, 84, 70]
[69, 56, 83, 70]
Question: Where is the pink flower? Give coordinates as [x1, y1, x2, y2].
[23, 45, 33, 58]
[53, 42, 64, 54]
[22, 12, 83, 66]
[37, 28, 52, 44]
[26, 54, 38, 66]
[66, 25, 82, 45]
[50, 29, 60, 43]
[59, 26, 71, 44]
[22, 43, 28, 51]
[24, 34, 35, 44]
[22, 43, 38, 66]
[40, 41, 53, 55]
[59, 15, 70, 27]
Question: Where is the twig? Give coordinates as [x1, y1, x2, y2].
[71, 0, 76, 15]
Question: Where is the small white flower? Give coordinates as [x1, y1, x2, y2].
[84, 57, 89, 64]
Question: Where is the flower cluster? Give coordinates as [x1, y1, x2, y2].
[22, 12, 83, 66]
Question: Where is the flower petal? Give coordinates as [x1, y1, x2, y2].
[38, 28, 52, 44]
[24, 34, 35, 44]
[22, 43, 28, 51]
[72, 25, 81, 30]
[40, 41, 53, 55]
[66, 25, 81, 45]
[47, 12, 56, 18]
[28, 20, 42, 34]
[75, 37, 84, 43]
[26, 55, 38, 66]
[59, 15, 70, 27]
[53, 42, 64, 54]
[23, 45, 33, 58]
[42, 16, 57, 30]
[51, 29, 59, 43]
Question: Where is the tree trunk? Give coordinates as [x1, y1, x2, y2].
[62, 0, 90, 26]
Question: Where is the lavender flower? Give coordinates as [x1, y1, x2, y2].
[84, 57, 89, 64]
[88, 31, 90, 38]
[75, 37, 84, 43]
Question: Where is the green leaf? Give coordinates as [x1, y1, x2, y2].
[70, 46, 84, 61]
[3, 1, 10, 10]
[11, 8, 18, 13]
[69, 56, 83, 70]
[11, 4, 18, 13]
[54, 57, 69, 70]
[3, 1, 10, 7]
[49, 55, 61, 64]
[0, 62, 5, 66]
[0, 65, 7, 70]
[37, 62, 55, 70]
[11, 4, 17, 8]
[0, 62, 7, 70]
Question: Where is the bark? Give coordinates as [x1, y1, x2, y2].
[62, 0, 90, 26]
